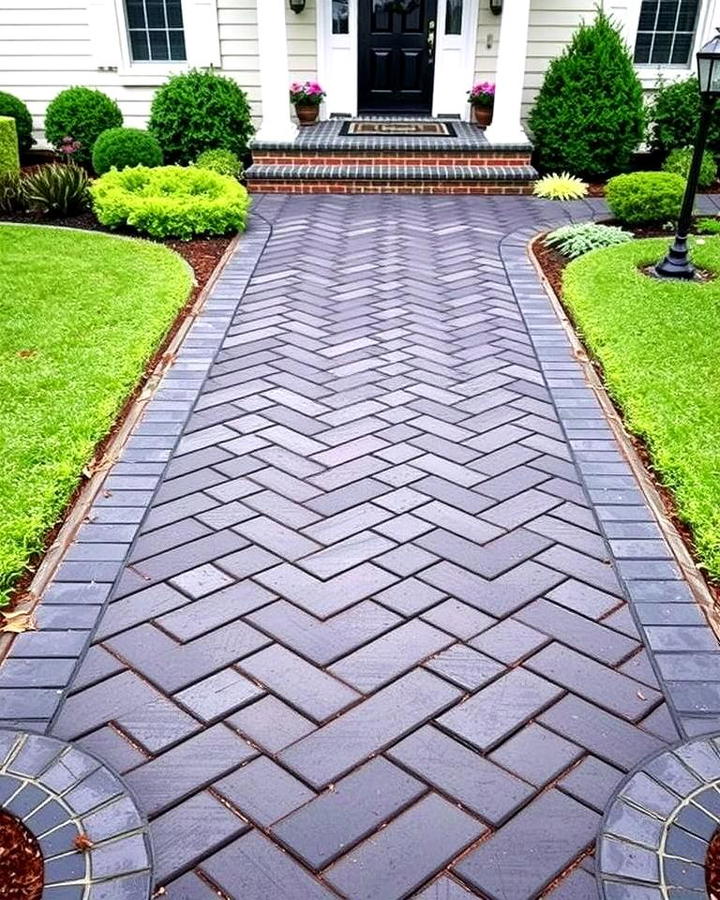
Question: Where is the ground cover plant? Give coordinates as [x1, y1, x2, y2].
[0, 225, 192, 603]
[545, 222, 632, 259]
[91, 164, 251, 239]
[562, 236, 720, 578]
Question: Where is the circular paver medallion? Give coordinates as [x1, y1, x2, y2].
[0, 729, 151, 898]
[598, 734, 720, 898]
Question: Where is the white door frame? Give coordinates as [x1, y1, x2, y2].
[317, 0, 479, 119]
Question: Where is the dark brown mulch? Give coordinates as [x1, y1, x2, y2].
[0, 810, 44, 900]
[533, 232, 720, 608]
[708, 827, 720, 897]
[0, 210, 233, 611]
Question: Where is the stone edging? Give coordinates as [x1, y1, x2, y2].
[0, 729, 151, 896]
[500, 221, 720, 741]
[597, 733, 720, 896]
[0, 213, 272, 734]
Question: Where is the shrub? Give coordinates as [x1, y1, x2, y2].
[647, 77, 720, 156]
[45, 87, 122, 166]
[195, 148, 242, 179]
[0, 117, 20, 177]
[533, 172, 588, 201]
[528, 11, 644, 179]
[546, 223, 633, 259]
[23, 163, 90, 217]
[148, 69, 254, 165]
[0, 173, 25, 213]
[606, 171, 685, 225]
[0, 92, 34, 153]
[91, 165, 251, 239]
[92, 127, 163, 174]
[662, 146, 717, 190]
[696, 216, 720, 235]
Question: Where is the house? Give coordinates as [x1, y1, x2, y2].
[1, 0, 718, 192]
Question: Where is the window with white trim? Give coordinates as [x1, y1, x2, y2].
[633, 0, 700, 65]
[125, 0, 187, 62]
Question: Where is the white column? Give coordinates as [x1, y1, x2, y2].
[256, 0, 297, 142]
[484, 0, 532, 145]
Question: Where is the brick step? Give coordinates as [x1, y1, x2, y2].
[253, 149, 533, 167]
[245, 163, 538, 195]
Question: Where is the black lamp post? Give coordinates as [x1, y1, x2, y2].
[655, 30, 720, 279]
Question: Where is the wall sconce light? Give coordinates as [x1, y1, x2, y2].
[289, 0, 306, 12]
[489, 0, 502, 14]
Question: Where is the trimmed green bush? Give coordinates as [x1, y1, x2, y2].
[91, 165, 251, 239]
[546, 223, 633, 259]
[45, 87, 122, 165]
[528, 11, 644, 179]
[92, 127, 163, 174]
[606, 171, 686, 225]
[0, 117, 20, 177]
[23, 163, 90, 217]
[196, 148, 242, 179]
[0, 92, 34, 153]
[662, 146, 717, 190]
[148, 69, 254, 165]
[648, 77, 720, 156]
[696, 217, 720, 235]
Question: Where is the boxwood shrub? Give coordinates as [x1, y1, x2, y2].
[647, 77, 720, 156]
[606, 171, 686, 225]
[0, 117, 20, 177]
[662, 146, 717, 190]
[0, 92, 34, 153]
[91, 165, 251, 239]
[45, 87, 122, 166]
[92, 127, 163, 174]
[196, 148, 242, 179]
[148, 69, 254, 164]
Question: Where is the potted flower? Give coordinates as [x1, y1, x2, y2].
[289, 81, 326, 126]
[468, 82, 495, 127]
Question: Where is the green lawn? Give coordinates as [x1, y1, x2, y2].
[563, 236, 720, 579]
[0, 225, 192, 604]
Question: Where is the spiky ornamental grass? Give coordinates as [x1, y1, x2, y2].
[528, 10, 645, 179]
[563, 236, 720, 578]
[0, 225, 192, 603]
[533, 172, 588, 201]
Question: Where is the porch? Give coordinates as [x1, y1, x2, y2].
[246, 116, 536, 194]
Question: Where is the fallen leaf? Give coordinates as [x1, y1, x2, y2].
[0, 610, 37, 634]
[73, 833, 93, 852]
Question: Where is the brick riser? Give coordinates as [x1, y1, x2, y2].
[254, 151, 532, 167]
[247, 178, 535, 195]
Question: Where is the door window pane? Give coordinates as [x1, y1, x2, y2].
[332, 0, 349, 33]
[634, 0, 699, 65]
[446, 0, 462, 34]
[125, 0, 186, 61]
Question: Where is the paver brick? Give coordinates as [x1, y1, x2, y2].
[325, 793, 484, 900]
[227, 695, 316, 753]
[488, 722, 582, 787]
[216, 756, 315, 826]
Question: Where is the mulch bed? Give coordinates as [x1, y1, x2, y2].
[533, 227, 720, 608]
[0, 810, 44, 900]
[708, 828, 720, 897]
[0, 210, 234, 612]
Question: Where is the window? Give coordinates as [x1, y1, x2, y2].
[125, 0, 186, 61]
[332, 0, 349, 34]
[634, 0, 700, 65]
[445, 0, 463, 34]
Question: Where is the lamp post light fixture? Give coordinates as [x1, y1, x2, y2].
[289, 0, 306, 12]
[655, 29, 720, 279]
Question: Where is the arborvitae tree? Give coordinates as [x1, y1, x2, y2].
[528, 10, 645, 179]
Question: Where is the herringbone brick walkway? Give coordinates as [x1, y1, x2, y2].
[51, 195, 681, 898]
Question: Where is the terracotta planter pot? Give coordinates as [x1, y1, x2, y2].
[472, 105, 493, 128]
[295, 104, 320, 126]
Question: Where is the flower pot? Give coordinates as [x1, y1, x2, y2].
[295, 104, 320, 126]
[473, 105, 493, 128]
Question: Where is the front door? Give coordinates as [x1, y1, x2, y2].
[358, 0, 438, 114]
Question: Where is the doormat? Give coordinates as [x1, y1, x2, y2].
[339, 120, 457, 137]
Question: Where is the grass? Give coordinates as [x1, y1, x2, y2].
[0, 224, 192, 604]
[563, 235, 720, 579]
